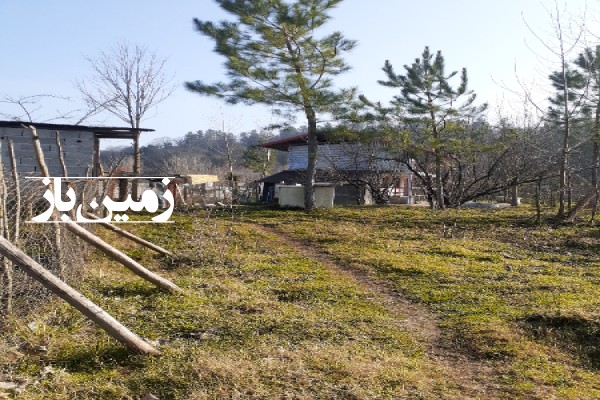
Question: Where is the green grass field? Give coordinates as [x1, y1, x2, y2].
[1, 205, 600, 399]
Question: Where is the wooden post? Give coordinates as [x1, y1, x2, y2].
[0, 235, 160, 355]
[93, 136, 101, 177]
[7, 139, 20, 244]
[85, 214, 175, 257]
[55, 131, 68, 178]
[25, 125, 50, 177]
[132, 131, 141, 200]
[0, 140, 13, 313]
[63, 222, 182, 293]
[26, 125, 65, 275]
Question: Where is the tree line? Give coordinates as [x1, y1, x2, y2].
[3, 0, 596, 218]
[186, 0, 600, 220]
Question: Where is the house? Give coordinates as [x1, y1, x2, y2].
[0, 121, 152, 177]
[258, 133, 416, 206]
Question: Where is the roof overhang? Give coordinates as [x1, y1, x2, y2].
[259, 132, 334, 151]
[0, 120, 154, 139]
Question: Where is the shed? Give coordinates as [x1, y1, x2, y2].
[0, 121, 153, 177]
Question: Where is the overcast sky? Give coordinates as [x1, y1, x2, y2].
[0, 0, 594, 146]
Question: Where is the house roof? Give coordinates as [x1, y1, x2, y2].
[259, 132, 330, 151]
[258, 169, 305, 184]
[0, 120, 154, 139]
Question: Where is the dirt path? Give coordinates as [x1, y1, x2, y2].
[247, 222, 504, 399]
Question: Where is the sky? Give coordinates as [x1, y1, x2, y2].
[0, 0, 595, 147]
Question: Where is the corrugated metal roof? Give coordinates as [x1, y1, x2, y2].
[0, 120, 154, 137]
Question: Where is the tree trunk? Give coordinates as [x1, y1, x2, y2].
[132, 131, 141, 201]
[304, 112, 317, 211]
[536, 178, 542, 223]
[557, 51, 570, 218]
[511, 184, 519, 207]
[566, 188, 597, 222]
[591, 103, 600, 223]
[435, 150, 444, 210]
[429, 108, 444, 210]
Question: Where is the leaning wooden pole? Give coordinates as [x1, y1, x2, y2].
[0, 140, 13, 313]
[63, 222, 182, 293]
[7, 138, 20, 244]
[23, 124, 181, 292]
[0, 235, 160, 355]
[86, 214, 175, 257]
[54, 131, 68, 178]
[26, 125, 65, 276]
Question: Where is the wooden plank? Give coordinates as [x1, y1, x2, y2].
[0, 234, 160, 355]
[86, 214, 175, 257]
[63, 222, 182, 293]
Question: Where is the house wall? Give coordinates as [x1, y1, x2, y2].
[278, 185, 335, 208]
[0, 127, 95, 177]
[288, 143, 406, 172]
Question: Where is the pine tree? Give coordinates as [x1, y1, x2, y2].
[186, 0, 356, 210]
[376, 46, 486, 209]
[547, 64, 587, 218]
[574, 46, 600, 220]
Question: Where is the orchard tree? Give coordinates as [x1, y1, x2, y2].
[374, 46, 487, 209]
[78, 43, 175, 198]
[78, 43, 174, 130]
[186, 0, 356, 211]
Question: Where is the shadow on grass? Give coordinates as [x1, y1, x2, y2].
[53, 345, 146, 373]
[521, 314, 600, 370]
[158, 255, 190, 269]
[96, 282, 161, 297]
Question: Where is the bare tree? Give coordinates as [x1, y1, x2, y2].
[78, 43, 174, 129]
[0, 94, 73, 123]
[78, 43, 175, 197]
[522, 1, 587, 218]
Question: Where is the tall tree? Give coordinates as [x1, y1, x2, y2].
[375, 46, 487, 209]
[241, 131, 275, 178]
[523, 1, 586, 218]
[186, 0, 356, 210]
[546, 65, 587, 217]
[574, 46, 600, 221]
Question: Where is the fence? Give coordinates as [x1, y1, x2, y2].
[0, 170, 100, 317]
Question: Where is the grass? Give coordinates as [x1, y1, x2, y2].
[0, 209, 447, 399]
[241, 205, 600, 399]
[1, 205, 600, 398]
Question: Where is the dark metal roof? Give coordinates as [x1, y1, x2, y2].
[259, 132, 331, 151]
[258, 169, 305, 184]
[259, 134, 308, 151]
[0, 120, 153, 139]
